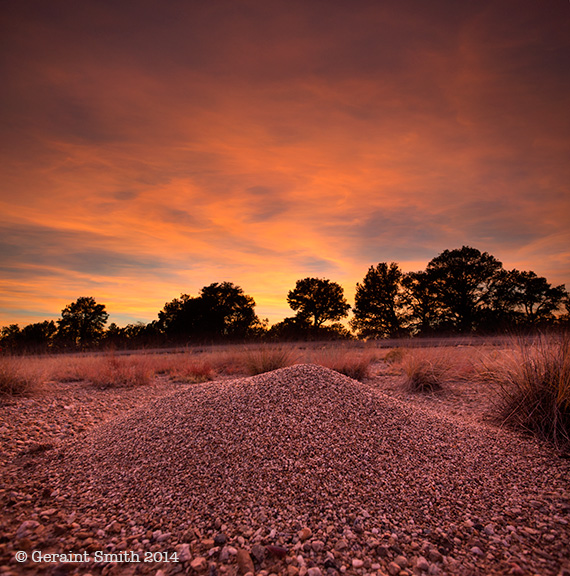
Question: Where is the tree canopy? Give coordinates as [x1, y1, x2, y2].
[158, 282, 260, 341]
[56, 296, 108, 348]
[287, 277, 350, 329]
[425, 246, 503, 333]
[351, 262, 404, 338]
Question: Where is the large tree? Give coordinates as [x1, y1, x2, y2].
[351, 262, 405, 338]
[287, 277, 350, 329]
[158, 282, 260, 340]
[56, 297, 108, 348]
[502, 270, 567, 327]
[426, 246, 503, 333]
[400, 270, 447, 335]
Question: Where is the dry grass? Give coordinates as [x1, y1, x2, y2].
[482, 334, 570, 448]
[306, 347, 375, 381]
[85, 354, 154, 389]
[401, 347, 478, 393]
[0, 356, 44, 398]
[244, 346, 298, 375]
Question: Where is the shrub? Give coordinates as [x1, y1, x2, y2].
[488, 334, 570, 448]
[245, 346, 297, 375]
[0, 357, 41, 398]
[402, 349, 451, 393]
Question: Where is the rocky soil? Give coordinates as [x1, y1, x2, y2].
[1, 363, 569, 576]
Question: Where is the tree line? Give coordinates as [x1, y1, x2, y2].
[1, 246, 568, 353]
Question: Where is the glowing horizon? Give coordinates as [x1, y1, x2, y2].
[1, 1, 569, 328]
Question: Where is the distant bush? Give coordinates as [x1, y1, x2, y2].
[0, 357, 41, 398]
[245, 346, 297, 375]
[487, 334, 570, 448]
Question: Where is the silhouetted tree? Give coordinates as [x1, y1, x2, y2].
[158, 282, 260, 341]
[199, 282, 260, 338]
[56, 297, 108, 349]
[287, 277, 350, 330]
[400, 270, 447, 335]
[0, 324, 22, 353]
[351, 263, 406, 338]
[21, 321, 57, 351]
[505, 270, 567, 327]
[426, 246, 503, 333]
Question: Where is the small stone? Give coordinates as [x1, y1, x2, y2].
[16, 520, 40, 538]
[471, 546, 484, 556]
[299, 528, 312, 541]
[179, 543, 192, 562]
[335, 539, 348, 551]
[484, 524, 495, 536]
[387, 562, 400, 576]
[352, 559, 364, 568]
[395, 555, 408, 568]
[266, 545, 288, 558]
[307, 569, 322, 576]
[416, 556, 429, 571]
[251, 544, 266, 563]
[287, 566, 300, 576]
[191, 557, 208, 572]
[510, 564, 525, 576]
[214, 534, 228, 546]
[377, 545, 390, 557]
[236, 549, 255, 575]
[219, 546, 230, 562]
[428, 549, 443, 563]
[311, 540, 325, 553]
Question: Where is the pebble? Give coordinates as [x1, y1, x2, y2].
[299, 527, 312, 541]
[352, 559, 364, 568]
[416, 556, 429, 571]
[311, 540, 325, 553]
[191, 557, 208, 571]
[236, 549, 254, 575]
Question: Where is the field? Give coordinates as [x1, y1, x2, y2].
[1, 338, 569, 576]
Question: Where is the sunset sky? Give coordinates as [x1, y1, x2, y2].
[1, 0, 569, 327]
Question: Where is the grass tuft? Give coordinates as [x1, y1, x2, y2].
[485, 334, 570, 448]
[402, 349, 452, 393]
[383, 347, 406, 365]
[308, 348, 372, 381]
[245, 346, 297, 375]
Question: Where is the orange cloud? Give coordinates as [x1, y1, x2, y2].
[1, 1, 569, 327]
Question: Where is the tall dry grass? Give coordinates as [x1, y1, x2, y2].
[482, 334, 570, 448]
[0, 356, 44, 398]
[244, 345, 298, 375]
[401, 346, 479, 393]
[306, 347, 376, 381]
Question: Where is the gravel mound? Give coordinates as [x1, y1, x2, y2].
[42, 363, 570, 575]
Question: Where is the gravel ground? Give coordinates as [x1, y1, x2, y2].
[1, 363, 569, 576]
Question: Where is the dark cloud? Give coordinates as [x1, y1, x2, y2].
[0, 223, 167, 276]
